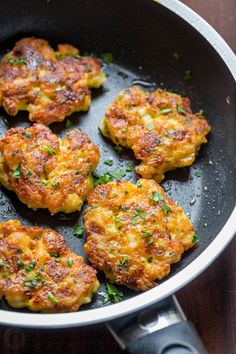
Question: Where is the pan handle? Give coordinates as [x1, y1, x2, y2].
[107, 295, 208, 354]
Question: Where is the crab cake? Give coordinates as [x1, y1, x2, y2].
[100, 86, 210, 182]
[0, 124, 100, 215]
[0, 37, 106, 125]
[0, 220, 99, 313]
[84, 179, 195, 291]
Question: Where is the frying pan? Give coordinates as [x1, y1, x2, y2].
[0, 0, 235, 353]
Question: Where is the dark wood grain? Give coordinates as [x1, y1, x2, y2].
[0, 1, 235, 353]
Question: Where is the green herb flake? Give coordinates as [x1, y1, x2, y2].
[168, 129, 175, 135]
[141, 230, 152, 238]
[17, 259, 23, 267]
[160, 108, 172, 115]
[24, 266, 31, 273]
[12, 163, 21, 179]
[103, 87, 110, 93]
[104, 160, 113, 166]
[42, 146, 56, 155]
[152, 191, 165, 203]
[131, 216, 138, 225]
[48, 292, 59, 304]
[126, 162, 132, 172]
[147, 238, 155, 247]
[93, 172, 113, 186]
[124, 191, 129, 195]
[0, 259, 4, 267]
[137, 183, 143, 189]
[147, 256, 153, 263]
[42, 179, 50, 187]
[193, 232, 199, 243]
[67, 257, 74, 267]
[184, 69, 192, 81]
[114, 216, 120, 223]
[24, 279, 38, 288]
[109, 248, 114, 254]
[177, 104, 186, 114]
[118, 256, 129, 267]
[8, 56, 27, 65]
[136, 209, 146, 220]
[162, 204, 172, 215]
[108, 170, 126, 181]
[73, 224, 84, 238]
[114, 145, 123, 153]
[29, 261, 36, 269]
[105, 283, 123, 303]
[66, 119, 73, 128]
[121, 127, 127, 133]
[194, 171, 202, 178]
[102, 52, 113, 65]
[3, 272, 9, 278]
[199, 109, 205, 115]
[23, 131, 32, 138]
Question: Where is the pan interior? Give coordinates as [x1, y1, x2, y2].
[0, 0, 235, 313]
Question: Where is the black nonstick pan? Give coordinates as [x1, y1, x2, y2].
[0, 0, 235, 353]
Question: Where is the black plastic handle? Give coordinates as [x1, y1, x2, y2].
[107, 296, 208, 354]
[124, 321, 208, 354]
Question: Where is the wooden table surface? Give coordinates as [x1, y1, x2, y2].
[0, 1, 235, 353]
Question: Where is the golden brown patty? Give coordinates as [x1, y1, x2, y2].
[84, 179, 195, 291]
[100, 86, 211, 182]
[0, 124, 100, 215]
[0, 37, 106, 125]
[0, 220, 99, 313]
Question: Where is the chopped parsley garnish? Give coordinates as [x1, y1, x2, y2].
[141, 230, 152, 238]
[114, 145, 123, 153]
[42, 146, 56, 155]
[42, 179, 50, 186]
[137, 183, 143, 189]
[114, 216, 120, 223]
[73, 223, 84, 238]
[131, 216, 138, 225]
[102, 283, 123, 304]
[126, 162, 132, 172]
[177, 104, 186, 114]
[66, 119, 73, 128]
[12, 163, 21, 179]
[24, 279, 38, 288]
[48, 292, 59, 304]
[160, 108, 172, 115]
[24, 266, 31, 273]
[29, 261, 36, 269]
[55, 52, 74, 60]
[103, 87, 110, 93]
[109, 170, 126, 180]
[199, 109, 205, 115]
[93, 172, 113, 186]
[0, 259, 4, 267]
[104, 160, 113, 166]
[152, 191, 165, 203]
[53, 254, 61, 262]
[3, 272, 9, 278]
[193, 232, 199, 243]
[147, 238, 154, 246]
[184, 69, 192, 81]
[67, 258, 74, 267]
[23, 131, 32, 138]
[124, 191, 129, 195]
[118, 256, 129, 267]
[121, 127, 127, 132]
[168, 129, 175, 135]
[194, 171, 202, 177]
[8, 56, 27, 65]
[135, 209, 146, 220]
[101, 52, 113, 65]
[162, 204, 172, 215]
[58, 213, 71, 220]
[118, 71, 128, 79]
[17, 259, 23, 267]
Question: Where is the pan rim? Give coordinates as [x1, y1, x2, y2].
[0, 0, 236, 327]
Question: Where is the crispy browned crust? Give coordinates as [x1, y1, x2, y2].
[0, 220, 99, 313]
[0, 124, 100, 214]
[84, 179, 195, 291]
[100, 86, 211, 181]
[0, 38, 106, 125]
